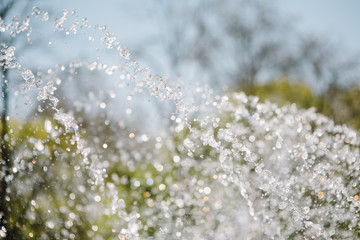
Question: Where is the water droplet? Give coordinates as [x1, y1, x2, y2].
[159, 184, 166, 191]
[94, 195, 101, 202]
[318, 192, 324, 199]
[303, 206, 310, 214]
[100, 102, 106, 109]
[42, 10, 49, 21]
[354, 195, 359, 201]
[146, 178, 154, 186]
[204, 187, 211, 195]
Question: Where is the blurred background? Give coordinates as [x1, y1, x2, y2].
[3, 0, 360, 128]
[1, 0, 360, 239]
[56, 0, 360, 128]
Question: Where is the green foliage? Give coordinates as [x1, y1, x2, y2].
[1, 117, 93, 239]
[2, 83, 360, 239]
[242, 79, 360, 130]
[322, 86, 360, 129]
[242, 78, 323, 111]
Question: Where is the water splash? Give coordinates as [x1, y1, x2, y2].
[0, 7, 359, 240]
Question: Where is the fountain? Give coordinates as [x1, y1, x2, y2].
[0, 6, 360, 240]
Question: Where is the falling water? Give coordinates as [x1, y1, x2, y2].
[0, 7, 359, 240]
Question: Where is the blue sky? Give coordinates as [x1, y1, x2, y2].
[278, 0, 360, 53]
[6, 0, 360, 120]
[47, 0, 360, 54]
[42, 0, 360, 77]
[18, 0, 356, 95]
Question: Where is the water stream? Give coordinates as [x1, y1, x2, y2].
[0, 7, 359, 240]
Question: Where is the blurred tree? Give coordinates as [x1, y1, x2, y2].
[240, 78, 360, 130]
[146, 0, 219, 85]
[242, 78, 323, 110]
[1, 117, 92, 239]
[215, 0, 289, 92]
[324, 84, 360, 128]
[152, 0, 360, 98]
[0, 1, 41, 238]
[285, 35, 360, 94]
[153, 0, 291, 91]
